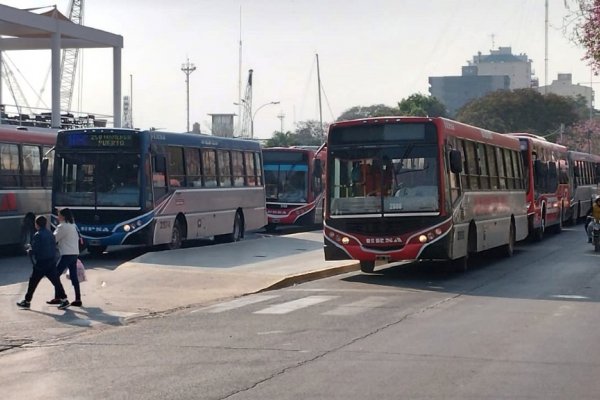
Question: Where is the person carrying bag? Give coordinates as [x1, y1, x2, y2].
[48, 208, 83, 307]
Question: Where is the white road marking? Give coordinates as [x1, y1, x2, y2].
[323, 296, 390, 316]
[551, 295, 589, 300]
[193, 294, 280, 313]
[254, 295, 337, 315]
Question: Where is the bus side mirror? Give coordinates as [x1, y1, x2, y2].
[154, 155, 166, 173]
[313, 159, 323, 177]
[449, 149, 462, 173]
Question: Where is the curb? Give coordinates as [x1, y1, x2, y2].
[257, 262, 360, 292]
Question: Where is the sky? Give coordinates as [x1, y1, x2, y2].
[0, 0, 593, 139]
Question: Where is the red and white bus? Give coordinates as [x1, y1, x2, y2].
[324, 117, 529, 273]
[566, 150, 600, 223]
[263, 146, 326, 231]
[507, 133, 570, 239]
[0, 125, 57, 250]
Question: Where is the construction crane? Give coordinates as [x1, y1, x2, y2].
[1, 57, 33, 116]
[59, 0, 84, 113]
[239, 69, 253, 138]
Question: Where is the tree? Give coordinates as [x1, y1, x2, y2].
[265, 131, 296, 147]
[264, 119, 327, 147]
[455, 89, 580, 135]
[337, 104, 398, 121]
[564, 0, 600, 73]
[397, 93, 448, 117]
[560, 118, 600, 154]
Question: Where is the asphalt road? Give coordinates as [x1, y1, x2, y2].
[2, 225, 600, 399]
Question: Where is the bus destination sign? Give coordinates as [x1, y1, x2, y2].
[65, 133, 136, 148]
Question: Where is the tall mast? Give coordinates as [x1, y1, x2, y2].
[316, 53, 323, 135]
[237, 6, 242, 135]
[544, 0, 548, 93]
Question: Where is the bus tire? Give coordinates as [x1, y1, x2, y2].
[265, 223, 277, 233]
[88, 245, 107, 256]
[360, 260, 375, 273]
[167, 220, 183, 250]
[19, 217, 35, 255]
[534, 216, 545, 241]
[552, 208, 563, 234]
[502, 221, 515, 257]
[216, 211, 243, 243]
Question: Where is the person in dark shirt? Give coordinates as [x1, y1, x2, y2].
[16, 216, 69, 310]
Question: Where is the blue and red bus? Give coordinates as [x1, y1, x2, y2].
[50, 128, 267, 254]
[324, 117, 529, 273]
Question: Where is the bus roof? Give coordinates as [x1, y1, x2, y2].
[57, 128, 262, 151]
[0, 125, 58, 145]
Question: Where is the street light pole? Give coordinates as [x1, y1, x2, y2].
[181, 58, 196, 133]
[251, 101, 280, 138]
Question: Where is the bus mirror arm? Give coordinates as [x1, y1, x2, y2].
[41, 158, 49, 180]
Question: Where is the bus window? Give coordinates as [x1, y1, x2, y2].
[231, 151, 245, 187]
[22, 145, 42, 187]
[202, 149, 217, 187]
[42, 146, 54, 187]
[167, 146, 185, 187]
[245, 152, 256, 186]
[217, 150, 232, 187]
[184, 148, 201, 187]
[0, 143, 20, 187]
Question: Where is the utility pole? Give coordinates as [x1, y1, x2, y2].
[277, 112, 285, 133]
[181, 58, 196, 132]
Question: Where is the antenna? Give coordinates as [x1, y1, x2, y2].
[490, 33, 495, 49]
[277, 111, 285, 133]
[181, 58, 196, 133]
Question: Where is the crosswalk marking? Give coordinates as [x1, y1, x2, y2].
[193, 294, 280, 313]
[254, 295, 338, 315]
[322, 296, 390, 316]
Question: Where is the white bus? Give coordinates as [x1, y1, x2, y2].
[0, 125, 57, 251]
[50, 128, 267, 254]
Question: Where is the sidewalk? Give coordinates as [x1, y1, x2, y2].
[89, 230, 358, 320]
[2, 231, 358, 346]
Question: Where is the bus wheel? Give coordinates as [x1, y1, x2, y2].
[19, 218, 35, 255]
[216, 212, 243, 243]
[167, 220, 183, 250]
[552, 209, 563, 234]
[534, 217, 545, 241]
[265, 223, 277, 233]
[503, 221, 515, 257]
[360, 260, 375, 273]
[88, 245, 107, 256]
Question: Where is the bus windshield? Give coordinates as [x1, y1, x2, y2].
[54, 152, 141, 207]
[328, 144, 439, 215]
[264, 164, 308, 203]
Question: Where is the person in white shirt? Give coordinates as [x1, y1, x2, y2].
[48, 208, 82, 307]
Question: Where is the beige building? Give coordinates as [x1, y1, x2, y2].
[468, 47, 533, 89]
[537, 73, 593, 107]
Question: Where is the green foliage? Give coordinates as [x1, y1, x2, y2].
[455, 89, 580, 135]
[336, 104, 399, 121]
[397, 93, 448, 117]
[265, 119, 327, 147]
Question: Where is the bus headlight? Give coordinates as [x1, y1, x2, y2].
[123, 224, 131, 232]
[418, 235, 428, 243]
[341, 237, 350, 245]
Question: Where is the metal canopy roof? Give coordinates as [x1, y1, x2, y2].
[0, 4, 123, 128]
[0, 5, 123, 50]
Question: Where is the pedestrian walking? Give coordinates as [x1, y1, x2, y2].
[16, 216, 69, 310]
[48, 208, 82, 307]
